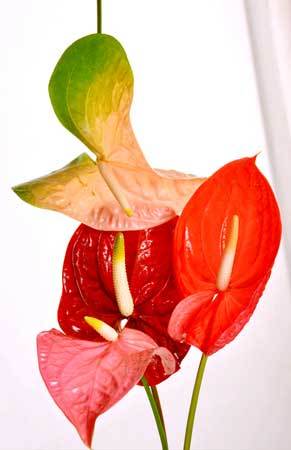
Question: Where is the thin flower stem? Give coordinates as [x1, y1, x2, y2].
[141, 377, 169, 450]
[97, 0, 102, 33]
[183, 354, 208, 450]
[151, 385, 166, 432]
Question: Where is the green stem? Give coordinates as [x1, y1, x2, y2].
[97, 0, 102, 33]
[184, 354, 208, 450]
[151, 385, 166, 433]
[141, 377, 169, 450]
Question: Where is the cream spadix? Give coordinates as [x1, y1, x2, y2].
[98, 161, 133, 217]
[112, 232, 134, 317]
[216, 215, 239, 291]
[84, 316, 118, 341]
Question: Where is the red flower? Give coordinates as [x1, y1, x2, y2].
[58, 217, 189, 385]
[169, 157, 281, 355]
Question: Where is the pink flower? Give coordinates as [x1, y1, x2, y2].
[37, 326, 175, 448]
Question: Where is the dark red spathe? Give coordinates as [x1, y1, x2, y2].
[58, 217, 189, 385]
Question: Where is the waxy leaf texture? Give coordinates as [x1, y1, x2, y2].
[58, 218, 189, 385]
[169, 157, 281, 355]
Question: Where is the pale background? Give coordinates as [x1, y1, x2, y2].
[1, 1, 291, 449]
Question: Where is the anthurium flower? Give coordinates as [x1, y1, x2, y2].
[169, 157, 281, 355]
[12, 34, 204, 230]
[58, 217, 189, 385]
[37, 326, 175, 448]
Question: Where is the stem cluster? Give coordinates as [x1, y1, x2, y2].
[94, 4, 207, 450]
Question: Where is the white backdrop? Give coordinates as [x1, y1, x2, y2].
[1, 1, 291, 449]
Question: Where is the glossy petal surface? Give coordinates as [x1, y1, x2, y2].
[13, 157, 204, 231]
[170, 157, 281, 355]
[48, 34, 134, 157]
[37, 328, 175, 448]
[58, 218, 189, 385]
[13, 34, 204, 230]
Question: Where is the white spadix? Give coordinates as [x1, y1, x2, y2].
[112, 232, 134, 317]
[216, 215, 239, 291]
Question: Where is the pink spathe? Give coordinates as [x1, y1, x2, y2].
[37, 328, 175, 448]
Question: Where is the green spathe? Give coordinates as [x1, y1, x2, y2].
[49, 33, 134, 157]
[12, 32, 204, 231]
[12, 153, 96, 208]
